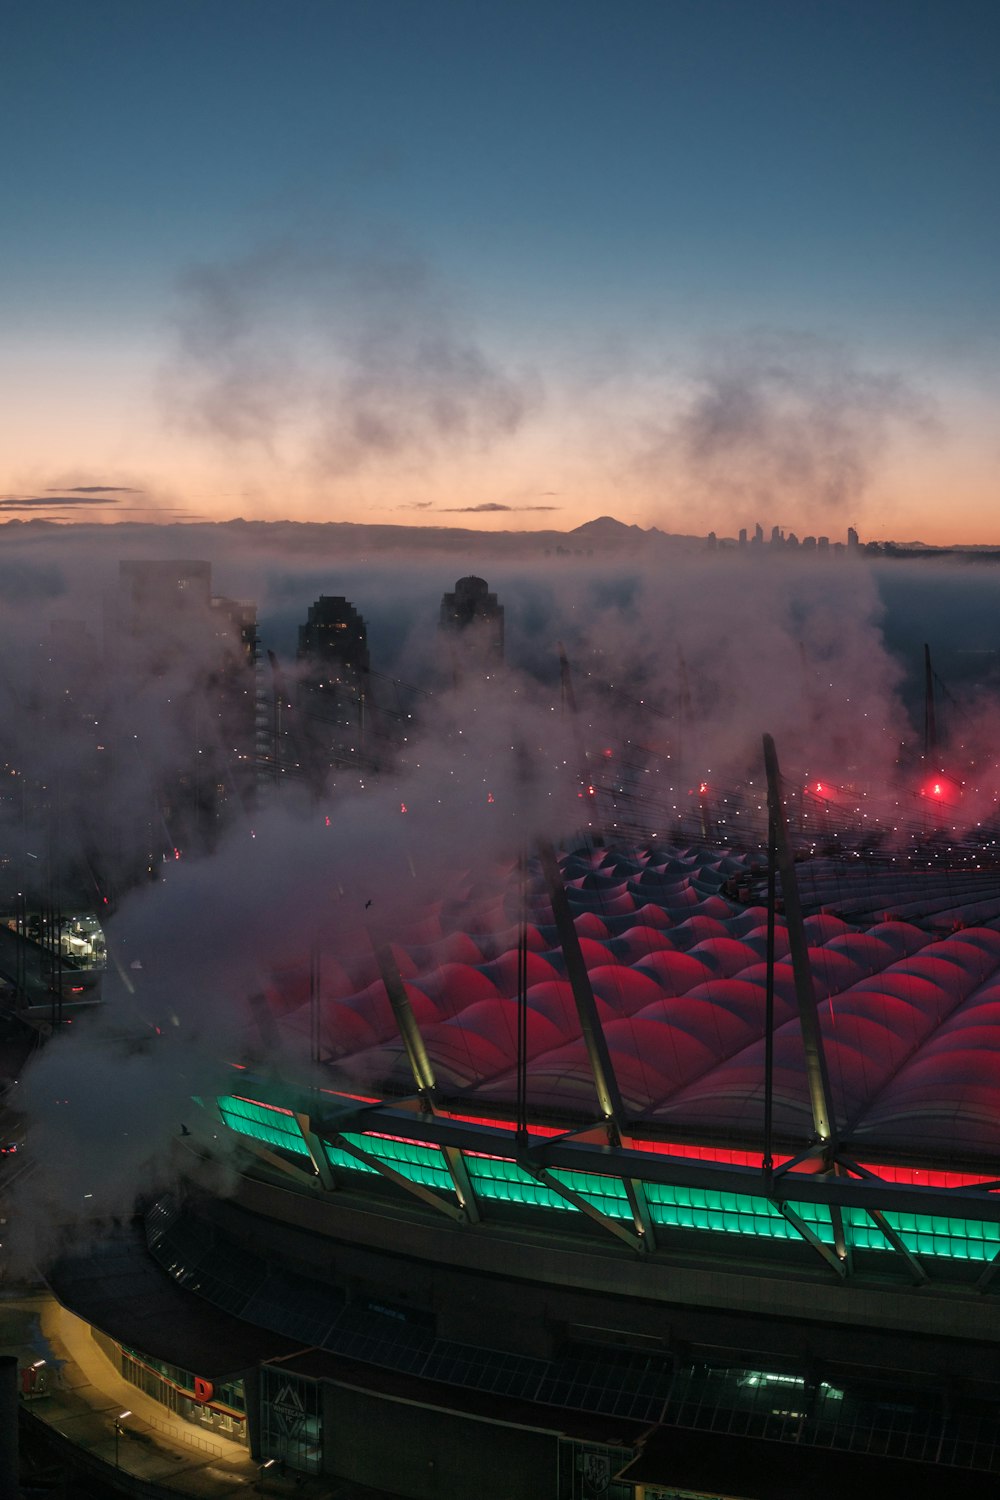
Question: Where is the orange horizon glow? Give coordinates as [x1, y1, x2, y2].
[2, 352, 998, 546]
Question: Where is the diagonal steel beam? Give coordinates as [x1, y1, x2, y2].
[763, 734, 838, 1155]
[523, 1163, 644, 1252]
[976, 1248, 1000, 1293]
[330, 1131, 466, 1223]
[375, 943, 437, 1100]
[294, 1112, 336, 1190]
[867, 1207, 928, 1285]
[537, 840, 656, 1250]
[374, 943, 481, 1221]
[774, 1201, 847, 1279]
[538, 841, 624, 1126]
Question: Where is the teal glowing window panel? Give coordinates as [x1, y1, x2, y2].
[340, 1133, 454, 1193]
[550, 1169, 633, 1219]
[218, 1096, 311, 1159]
[643, 1182, 835, 1245]
[322, 1142, 379, 1175]
[464, 1154, 580, 1212]
[785, 1200, 836, 1244]
[874, 1210, 1000, 1262]
[214, 1095, 1000, 1265]
[843, 1208, 893, 1252]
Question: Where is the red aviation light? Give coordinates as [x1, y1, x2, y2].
[400, 802, 408, 814]
[920, 772, 961, 806]
[487, 791, 495, 804]
[804, 778, 844, 805]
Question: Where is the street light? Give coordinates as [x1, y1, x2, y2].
[114, 1410, 131, 1469]
[258, 1456, 276, 1492]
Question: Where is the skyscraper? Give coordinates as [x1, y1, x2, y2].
[439, 576, 504, 673]
[295, 596, 371, 776]
[297, 596, 370, 687]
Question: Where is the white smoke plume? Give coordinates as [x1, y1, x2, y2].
[2, 520, 999, 1267]
[160, 242, 540, 474]
[638, 330, 939, 536]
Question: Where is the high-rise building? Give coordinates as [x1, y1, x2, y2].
[297, 596, 370, 688]
[439, 576, 504, 672]
[295, 596, 371, 776]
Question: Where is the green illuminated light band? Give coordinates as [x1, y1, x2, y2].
[218, 1096, 312, 1158]
[215, 1096, 1000, 1264]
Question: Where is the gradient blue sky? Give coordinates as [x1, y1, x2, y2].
[3, 0, 998, 539]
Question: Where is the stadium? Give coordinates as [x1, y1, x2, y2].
[43, 738, 1000, 1500]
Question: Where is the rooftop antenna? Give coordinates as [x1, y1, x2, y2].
[676, 646, 693, 774]
[557, 641, 577, 716]
[924, 643, 937, 759]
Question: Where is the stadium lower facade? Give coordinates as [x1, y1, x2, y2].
[49, 841, 1000, 1500]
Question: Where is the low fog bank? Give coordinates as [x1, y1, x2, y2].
[3, 524, 1000, 1267]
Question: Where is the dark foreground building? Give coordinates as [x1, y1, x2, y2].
[48, 842, 1000, 1500]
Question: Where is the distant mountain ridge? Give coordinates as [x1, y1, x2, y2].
[570, 515, 649, 537]
[1, 511, 994, 555]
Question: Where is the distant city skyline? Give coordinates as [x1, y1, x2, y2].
[3, 1, 999, 544]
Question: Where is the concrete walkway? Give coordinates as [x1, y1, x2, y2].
[1, 1287, 339, 1497]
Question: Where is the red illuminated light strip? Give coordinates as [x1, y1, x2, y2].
[232, 1091, 994, 1189]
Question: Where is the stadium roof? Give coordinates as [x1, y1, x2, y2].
[264, 844, 1000, 1168]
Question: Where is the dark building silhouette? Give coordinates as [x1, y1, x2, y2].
[297, 596, 370, 686]
[439, 576, 504, 673]
[295, 596, 371, 776]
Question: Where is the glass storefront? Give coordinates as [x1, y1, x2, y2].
[97, 1333, 247, 1446]
[260, 1365, 323, 1474]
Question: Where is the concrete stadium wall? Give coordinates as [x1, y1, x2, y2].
[325, 1381, 559, 1500]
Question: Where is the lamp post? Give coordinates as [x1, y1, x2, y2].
[114, 1409, 131, 1468]
[258, 1456, 275, 1492]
